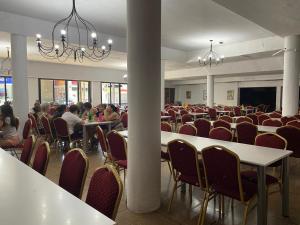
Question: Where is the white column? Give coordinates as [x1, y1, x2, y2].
[282, 35, 300, 116]
[161, 60, 165, 110]
[11, 33, 29, 138]
[275, 85, 282, 111]
[127, 0, 161, 213]
[207, 75, 214, 107]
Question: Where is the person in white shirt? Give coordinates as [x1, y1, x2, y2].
[62, 105, 84, 139]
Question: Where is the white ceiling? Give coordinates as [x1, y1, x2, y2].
[0, 0, 274, 50]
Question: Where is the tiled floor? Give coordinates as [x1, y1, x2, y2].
[44, 145, 300, 225]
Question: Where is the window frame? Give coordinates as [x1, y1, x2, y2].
[0, 76, 13, 104]
[101, 82, 127, 106]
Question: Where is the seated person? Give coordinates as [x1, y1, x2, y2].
[62, 105, 84, 139]
[41, 103, 53, 120]
[0, 104, 20, 147]
[104, 104, 124, 131]
[82, 102, 97, 120]
[52, 105, 66, 120]
[96, 104, 107, 117]
[32, 102, 44, 134]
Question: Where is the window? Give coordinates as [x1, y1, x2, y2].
[101, 82, 127, 106]
[0, 76, 13, 105]
[39, 79, 90, 104]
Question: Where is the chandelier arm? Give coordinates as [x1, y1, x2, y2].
[76, 14, 95, 49]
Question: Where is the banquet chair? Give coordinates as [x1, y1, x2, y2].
[180, 109, 189, 116]
[161, 122, 172, 173]
[20, 135, 36, 165]
[161, 122, 172, 132]
[59, 148, 89, 198]
[247, 114, 258, 125]
[201, 146, 257, 225]
[107, 130, 127, 182]
[41, 115, 55, 143]
[269, 112, 282, 118]
[181, 114, 193, 125]
[233, 106, 242, 116]
[195, 108, 205, 113]
[178, 124, 197, 136]
[236, 116, 253, 124]
[168, 109, 180, 130]
[219, 115, 232, 123]
[262, 119, 283, 127]
[258, 114, 270, 125]
[294, 115, 300, 120]
[96, 126, 111, 164]
[28, 113, 41, 136]
[194, 119, 211, 138]
[85, 165, 123, 220]
[287, 120, 300, 129]
[281, 116, 297, 125]
[213, 120, 231, 130]
[32, 141, 50, 176]
[208, 108, 217, 120]
[209, 127, 233, 141]
[277, 126, 300, 158]
[236, 122, 257, 145]
[120, 112, 128, 129]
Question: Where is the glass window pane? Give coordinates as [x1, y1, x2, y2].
[111, 83, 120, 105]
[5, 77, 13, 103]
[120, 83, 127, 106]
[101, 83, 111, 104]
[0, 77, 5, 105]
[40, 79, 53, 103]
[54, 80, 66, 104]
[79, 81, 89, 103]
[67, 80, 78, 105]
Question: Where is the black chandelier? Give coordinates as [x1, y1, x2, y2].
[36, 0, 113, 63]
[198, 40, 224, 67]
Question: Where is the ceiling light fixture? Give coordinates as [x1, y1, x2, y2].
[0, 47, 11, 75]
[36, 0, 113, 63]
[198, 40, 224, 67]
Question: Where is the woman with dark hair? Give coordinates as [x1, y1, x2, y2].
[0, 104, 20, 147]
[104, 104, 124, 131]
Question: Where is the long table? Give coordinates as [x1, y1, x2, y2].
[119, 130, 292, 225]
[0, 149, 116, 225]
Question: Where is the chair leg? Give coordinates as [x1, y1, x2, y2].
[242, 202, 250, 225]
[168, 180, 178, 212]
[189, 184, 193, 205]
[166, 160, 172, 175]
[199, 192, 210, 225]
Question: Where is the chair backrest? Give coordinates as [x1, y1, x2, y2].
[194, 119, 211, 138]
[236, 122, 257, 145]
[181, 114, 193, 124]
[167, 139, 204, 187]
[287, 120, 300, 129]
[255, 133, 287, 150]
[213, 120, 231, 130]
[167, 109, 177, 122]
[180, 109, 189, 116]
[219, 115, 232, 123]
[269, 112, 282, 118]
[86, 165, 123, 220]
[96, 126, 109, 154]
[276, 125, 300, 158]
[255, 111, 264, 116]
[258, 114, 270, 125]
[32, 141, 50, 175]
[294, 115, 300, 119]
[28, 113, 40, 135]
[59, 149, 89, 198]
[107, 130, 127, 161]
[202, 145, 245, 202]
[53, 117, 70, 138]
[236, 116, 253, 124]
[233, 107, 241, 116]
[246, 114, 258, 125]
[40, 115, 53, 139]
[195, 108, 204, 113]
[209, 127, 233, 141]
[281, 116, 297, 125]
[208, 108, 217, 120]
[120, 112, 128, 129]
[178, 124, 197, 136]
[15, 117, 20, 131]
[262, 119, 283, 127]
[161, 122, 172, 132]
[22, 119, 32, 140]
[20, 135, 36, 165]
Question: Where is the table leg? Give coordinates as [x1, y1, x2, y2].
[257, 166, 267, 225]
[83, 126, 88, 152]
[282, 157, 289, 217]
[108, 123, 112, 132]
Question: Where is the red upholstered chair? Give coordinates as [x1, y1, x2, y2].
[181, 114, 193, 124]
[294, 115, 300, 119]
[59, 149, 89, 198]
[233, 107, 242, 116]
[41, 115, 54, 142]
[178, 124, 197, 136]
[107, 130, 127, 180]
[96, 126, 111, 164]
[236, 122, 258, 145]
[277, 126, 300, 158]
[32, 141, 50, 176]
[287, 120, 300, 129]
[281, 116, 297, 125]
[209, 127, 233, 141]
[246, 114, 258, 125]
[28, 113, 41, 136]
[262, 119, 283, 127]
[219, 115, 233, 123]
[120, 112, 128, 129]
[20, 135, 36, 165]
[208, 108, 217, 120]
[161, 122, 172, 132]
[213, 120, 231, 130]
[236, 116, 253, 124]
[194, 118, 211, 138]
[180, 109, 189, 116]
[255, 111, 264, 116]
[201, 146, 257, 225]
[258, 114, 270, 125]
[168, 109, 180, 128]
[269, 112, 282, 118]
[86, 165, 123, 220]
[195, 108, 205, 113]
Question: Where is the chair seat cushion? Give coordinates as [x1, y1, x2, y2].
[241, 171, 278, 186]
[116, 160, 127, 169]
[161, 151, 170, 160]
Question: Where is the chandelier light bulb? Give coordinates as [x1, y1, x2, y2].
[123, 74, 128, 79]
[216, 58, 220, 61]
[36, 34, 42, 39]
[108, 39, 113, 45]
[54, 45, 59, 50]
[198, 56, 201, 60]
[91, 32, 97, 39]
[81, 47, 85, 52]
[101, 45, 106, 50]
[221, 55, 225, 59]
[203, 58, 207, 62]
[60, 29, 67, 36]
